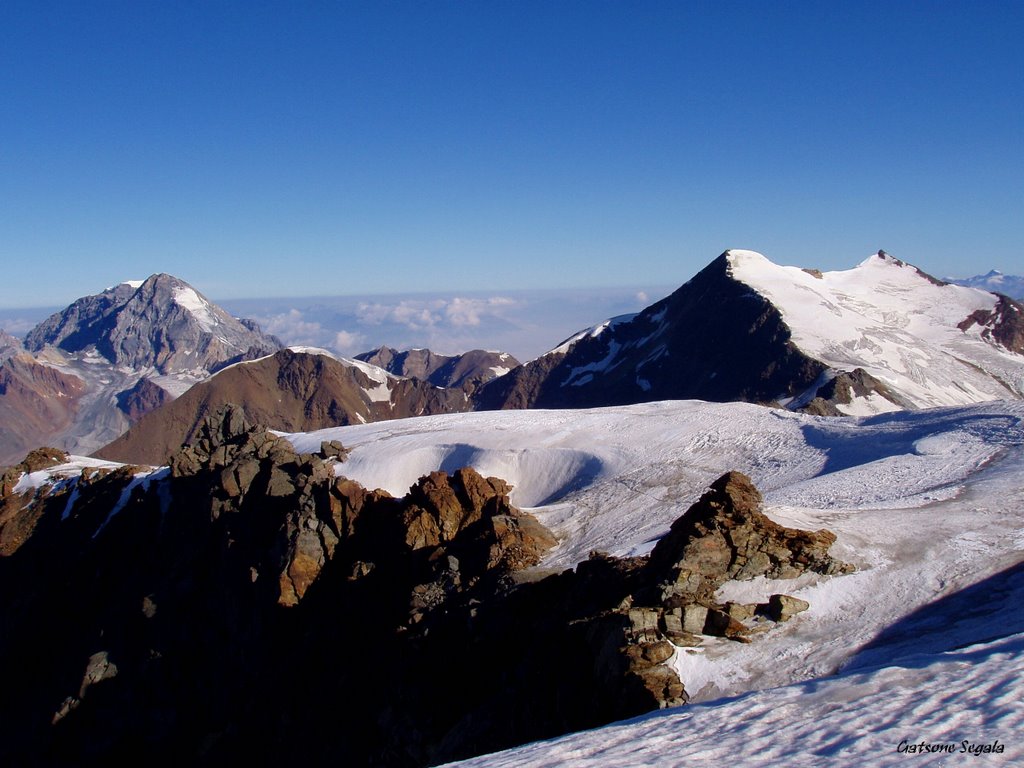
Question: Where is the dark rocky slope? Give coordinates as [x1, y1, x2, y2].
[474, 253, 830, 411]
[0, 410, 851, 766]
[95, 349, 469, 466]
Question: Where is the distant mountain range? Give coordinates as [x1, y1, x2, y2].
[475, 251, 1024, 416]
[354, 345, 519, 392]
[0, 278, 520, 466]
[3, 251, 1024, 765]
[950, 269, 1024, 300]
[4, 252, 1024, 468]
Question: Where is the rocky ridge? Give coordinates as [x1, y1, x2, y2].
[0, 409, 851, 766]
[356, 345, 519, 393]
[95, 348, 471, 466]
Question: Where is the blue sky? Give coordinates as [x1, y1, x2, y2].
[1, 0, 1022, 311]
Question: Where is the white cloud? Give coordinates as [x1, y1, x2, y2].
[445, 296, 517, 327]
[332, 330, 366, 355]
[263, 309, 326, 346]
[220, 285, 671, 361]
[357, 296, 519, 331]
[357, 300, 440, 330]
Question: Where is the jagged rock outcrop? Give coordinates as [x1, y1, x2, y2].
[0, 419, 850, 768]
[645, 470, 854, 605]
[0, 408, 562, 765]
[356, 346, 519, 392]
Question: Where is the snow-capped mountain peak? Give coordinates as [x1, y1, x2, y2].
[476, 250, 1024, 417]
[726, 249, 1023, 412]
[1, 274, 283, 463]
[25, 273, 280, 375]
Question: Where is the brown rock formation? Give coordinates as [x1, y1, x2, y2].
[646, 470, 854, 604]
[114, 377, 172, 422]
[96, 349, 470, 466]
[0, 436, 850, 767]
[0, 355, 88, 465]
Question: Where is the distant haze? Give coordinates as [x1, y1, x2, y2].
[218, 285, 671, 361]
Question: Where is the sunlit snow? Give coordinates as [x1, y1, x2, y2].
[727, 250, 1023, 409]
[281, 399, 1024, 765]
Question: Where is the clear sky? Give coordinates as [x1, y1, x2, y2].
[1, 0, 1022, 309]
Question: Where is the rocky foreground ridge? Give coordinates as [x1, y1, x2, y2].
[0, 408, 851, 766]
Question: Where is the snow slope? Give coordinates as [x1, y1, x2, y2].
[283, 399, 1024, 765]
[445, 631, 1023, 766]
[728, 250, 1024, 411]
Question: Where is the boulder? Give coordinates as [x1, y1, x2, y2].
[646, 471, 854, 602]
[764, 593, 810, 622]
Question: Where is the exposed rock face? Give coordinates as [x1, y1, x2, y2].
[801, 368, 912, 416]
[24, 274, 281, 374]
[114, 377, 173, 422]
[0, 446, 851, 765]
[0, 447, 70, 555]
[0, 328, 23, 362]
[96, 349, 471, 466]
[475, 253, 828, 411]
[646, 471, 853, 604]
[958, 294, 1024, 354]
[0, 354, 88, 465]
[356, 346, 520, 392]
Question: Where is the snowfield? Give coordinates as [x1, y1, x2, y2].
[728, 250, 1024, 412]
[282, 399, 1024, 766]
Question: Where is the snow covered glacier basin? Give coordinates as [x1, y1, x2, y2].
[284, 399, 1024, 765]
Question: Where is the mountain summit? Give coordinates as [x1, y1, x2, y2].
[476, 250, 1024, 415]
[0, 275, 282, 463]
[25, 274, 280, 374]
